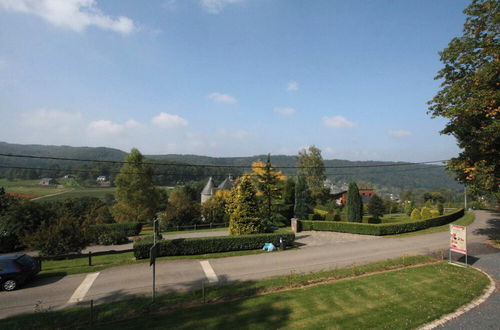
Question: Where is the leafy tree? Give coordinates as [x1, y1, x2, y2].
[297, 146, 326, 201]
[405, 200, 415, 216]
[346, 182, 363, 222]
[201, 190, 230, 224]
[280, 177, 296, 222]
[428, 0, 500, 198]
[368, 194, 385, 219]
[294, 174, 309, 219]
[411, 208, 421, 220]
[227, 175, 262, 235]
[158, 188, 200, 230]
[113, 148, 161, 223]
[24, 217, 88, 256]
[251, 155, 285, 225]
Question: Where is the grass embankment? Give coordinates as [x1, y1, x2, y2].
[1, 256, 489, 329]
[387, 212, 475, 238]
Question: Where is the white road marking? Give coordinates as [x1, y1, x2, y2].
[200, 260, 218, 283]
[67, 272, 100, 304]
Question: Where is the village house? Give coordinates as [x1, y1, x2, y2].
[201, 175, 234, 203]
[39, 178, 58, 185]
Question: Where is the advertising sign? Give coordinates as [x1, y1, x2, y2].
[450, 225, 467, 254]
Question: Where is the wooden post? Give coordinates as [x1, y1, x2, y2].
[88, 251, 92, 266]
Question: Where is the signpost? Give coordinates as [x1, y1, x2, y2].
[150, 219, 159, 301]
[449, 224, 467, 266]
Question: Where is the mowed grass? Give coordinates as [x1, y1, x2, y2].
[386, 212, 475, 238]
[35, 187, 116, 201]
[102, 263, 488, 330]
[38, 249, 273, 276]
[2, 259, 488, 330]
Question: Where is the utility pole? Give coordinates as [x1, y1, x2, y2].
[464, 185, 467, 210]
[151, 219, 159, 302]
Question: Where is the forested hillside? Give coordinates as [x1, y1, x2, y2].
[0, 142, 460, 191]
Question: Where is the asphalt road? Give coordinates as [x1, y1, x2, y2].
[0, 210, 497, 321]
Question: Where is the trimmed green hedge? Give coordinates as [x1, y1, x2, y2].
[298, 209, 465, 236]
[88, 223, 143, 245]
[134, 232, 296, 259]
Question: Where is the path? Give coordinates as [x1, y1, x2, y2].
[1, 210, 497, 322]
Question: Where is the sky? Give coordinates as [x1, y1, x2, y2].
[0, 0, 471, 161]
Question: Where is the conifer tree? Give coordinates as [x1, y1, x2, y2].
[227, 175, 262, 235]
[346, 182, 362, 222]
[367, 194, 385, 219]
[294, 174, 309, 219]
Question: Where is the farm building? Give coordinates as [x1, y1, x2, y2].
[39, 178, 58, 185]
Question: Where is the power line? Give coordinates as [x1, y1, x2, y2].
[0, 152, 449, 169]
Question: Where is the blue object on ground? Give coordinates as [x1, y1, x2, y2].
[262, 243, 276, 251]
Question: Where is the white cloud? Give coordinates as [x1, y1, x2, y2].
[322, 115, 357, 128]
[21, 109, 82, 134]
[388, 130, 411, 138]
[273, 107, 296, 115]
[152, 112, 188, 128]
[0, 0, 134, 34]
[287, 81, 298, 91]
[199, 0, 242, 14]
[162, 0, 177, 11]
[208, 92, 237, 104]
[324, 147, 335, 155]
[124, 119, 140, 128]
[86, 120, 125, 137]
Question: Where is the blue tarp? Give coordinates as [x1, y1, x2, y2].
[262, 243, 276, 251]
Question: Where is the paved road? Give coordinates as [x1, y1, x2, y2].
[0, 210, 497, 321]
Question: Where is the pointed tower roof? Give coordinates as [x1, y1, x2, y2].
[217, 175, 234, 190]
[201, 177, 215, 195]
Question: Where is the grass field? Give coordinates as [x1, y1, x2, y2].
[35, 188, 116, 201]
[387, 212, 475, 238]
[1, 257, 489, 330]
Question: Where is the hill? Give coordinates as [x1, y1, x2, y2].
[0, 142, 461, 191]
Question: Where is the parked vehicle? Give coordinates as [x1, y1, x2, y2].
[0, 254, 40, 291]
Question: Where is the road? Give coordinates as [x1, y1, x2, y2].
[0, 210, 497, 320]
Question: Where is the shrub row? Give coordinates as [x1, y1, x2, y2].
[88, 223, 143, 245]
[298, 209, 464, 236]
[134, 232, 296, 259]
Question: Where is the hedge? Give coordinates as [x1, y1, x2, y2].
[134, 232, 296, 259]
[297, 209, 465, 236]
[88, 223, 143, 245]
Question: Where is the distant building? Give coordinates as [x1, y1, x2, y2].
[39, 178, 58, 185]
[201, 175, 235, 204]
[334, 189, 375, 206]
[63, 174, 75, 179]
[96, 175, 107, 182]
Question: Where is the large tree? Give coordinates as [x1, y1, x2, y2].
[428, 0, 499, 198]
[294, 174, 309, 219]
[251, 154, 285, 225]
[297, 146, 326, 201]
[113, 148, 161, 223]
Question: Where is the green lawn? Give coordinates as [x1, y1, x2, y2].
[386, 212, 475, 238]
[35, 187, 116, 201]
[1, 257, 489, 330]
[0, 178, 40, 187]
[39, 249, 276, 276]
[380, 213, 409, 223]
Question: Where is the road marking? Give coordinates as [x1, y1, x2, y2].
[200, 260, 218, 283]
[67, 272, 100, 304]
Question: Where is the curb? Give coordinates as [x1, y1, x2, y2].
[417, 266, 496, 330]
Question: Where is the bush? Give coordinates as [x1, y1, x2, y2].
[307, 213, 324, 220]
[134, 232, 296, 259]
[88, 223, 142, 244]
[430, 210, 440, 217]
[410, 208, 421, 220]
[420, 207, 432, 219]
[297, 209, 464, 236]
[437, 202, 444, 215]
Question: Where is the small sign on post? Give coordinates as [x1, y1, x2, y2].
[449, 224, 467, 266]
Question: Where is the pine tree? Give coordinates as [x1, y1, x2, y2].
[294, 174, 309, 219]
[227, 175, 262, 235]
[411, 208, 421, 220]
[346, 182, 362, 222]
[112, 148, 160, 223]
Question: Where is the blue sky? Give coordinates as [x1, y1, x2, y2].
[0, 0, 470, 161]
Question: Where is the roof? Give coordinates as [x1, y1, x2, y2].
[201, 177, 215, 195]
[217, 175, 234, 190]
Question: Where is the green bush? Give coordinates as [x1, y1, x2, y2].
[88, 223, 142, 244]
[134, 232, 295, 259]
[420, 207, 432, 219]
[307, 213, 324, 220]
[410, 208, 421, 220]
[297, 209, 464, 236]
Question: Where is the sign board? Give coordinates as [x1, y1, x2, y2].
[450, 224, 467, 254]
[149, 244, 157, 266]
